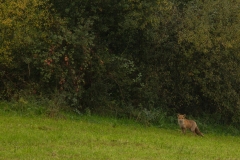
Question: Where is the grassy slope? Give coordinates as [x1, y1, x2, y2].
[0, 114, 240, 160]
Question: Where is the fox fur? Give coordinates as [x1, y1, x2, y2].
[177, 114, 203, 137]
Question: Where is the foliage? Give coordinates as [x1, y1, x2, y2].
[1, 0, 240, 126]
[0, 0, 62, 98]
[178, 0, 240, 123]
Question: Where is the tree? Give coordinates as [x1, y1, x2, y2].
[178, 0, 240, 124]
[0, 0, 59, 98]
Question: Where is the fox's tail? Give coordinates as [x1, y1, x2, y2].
[195, 127, 204, 137]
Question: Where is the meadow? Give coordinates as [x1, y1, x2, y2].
[0, 112, 240, 160]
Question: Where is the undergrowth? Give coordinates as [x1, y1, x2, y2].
[0, 96, 239, 136]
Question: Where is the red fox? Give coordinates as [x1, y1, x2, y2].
[177, 114, 203, 137]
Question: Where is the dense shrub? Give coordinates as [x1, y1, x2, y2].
[1, 0, 240, 126]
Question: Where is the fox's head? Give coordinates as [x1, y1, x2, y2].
[177, 114, 186, 119]
[177, 114, 186, 123]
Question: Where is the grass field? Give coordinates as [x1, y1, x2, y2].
[0, 113, 240, 160]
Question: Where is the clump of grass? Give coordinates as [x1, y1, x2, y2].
[0, 93, 69, 119]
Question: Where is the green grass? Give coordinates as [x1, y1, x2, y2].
[0, 113, 240, 160]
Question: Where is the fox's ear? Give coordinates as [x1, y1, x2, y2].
[177, 113, 180, 117]
[184, 114, 186, 117]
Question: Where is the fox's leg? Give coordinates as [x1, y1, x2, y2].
[191, 127, 196, 136]
[181, 128, 186, 134]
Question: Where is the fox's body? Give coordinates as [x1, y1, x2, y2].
[177, 114, 203, 136]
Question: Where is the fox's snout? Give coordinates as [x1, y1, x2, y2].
[178, 119, 184, 124]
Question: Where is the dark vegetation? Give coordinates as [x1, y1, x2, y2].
[1, 0, 240, 129]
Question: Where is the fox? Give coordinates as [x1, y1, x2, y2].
[177, 114, 204, 137]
